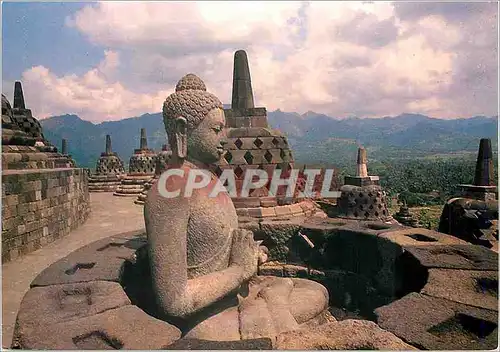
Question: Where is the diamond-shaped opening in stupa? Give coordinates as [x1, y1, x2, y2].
[264, 150, 273, 163]
[244, 151, 254, 164]
[234, 166, 244, 179]
[254, 138, 263, 148]
[234, 139, 243, 149]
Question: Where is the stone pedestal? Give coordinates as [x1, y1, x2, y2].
[211, 50, 308, 222]
[393, 204, 421, 227]
[89, 135, 126, 192]
[114, 129, 156, 197]
[439, 138, 498, 249]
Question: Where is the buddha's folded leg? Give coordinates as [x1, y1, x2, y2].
[183, 304, 241, 341]
[238, 296, 277, 340]
[288, 278, 329, 324]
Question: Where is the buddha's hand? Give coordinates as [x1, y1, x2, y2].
[230, 229, 259, 281]
[256, 241, 269, 265]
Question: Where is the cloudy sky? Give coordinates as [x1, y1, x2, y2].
[2, 1, 498, 122]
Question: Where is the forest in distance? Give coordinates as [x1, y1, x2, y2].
[40, 111, 498, 208]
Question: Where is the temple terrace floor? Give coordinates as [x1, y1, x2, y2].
[2, 193, 144, 348]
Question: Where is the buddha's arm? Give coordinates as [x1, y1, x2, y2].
[145, 193, 246, 318]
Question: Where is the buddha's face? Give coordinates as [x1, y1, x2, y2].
[187, 108, 226, 164]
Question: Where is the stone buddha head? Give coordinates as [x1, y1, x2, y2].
[163, 74, 226, 164]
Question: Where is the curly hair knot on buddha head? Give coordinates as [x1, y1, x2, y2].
[163, 74, 222, 137]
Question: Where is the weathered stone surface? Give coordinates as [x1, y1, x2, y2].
[379, 227, 469, 246]
[335, 184, 390, 221]
[439, 196, 498, 248]
[258, 218, 303, 261]
[15, 281, 131, 335]
[14, 305, 181, 349]
[375, 292, 498, 350]
[2, 168, 90, 263]
[165, 337, 273, 350]
[275, 319, 416, 350]
[421, 268, 498, 311]
[31, 229, 146, 287]
[403, 244, 498, 270]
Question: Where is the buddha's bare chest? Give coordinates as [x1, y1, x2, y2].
[186, 191, 238, 272]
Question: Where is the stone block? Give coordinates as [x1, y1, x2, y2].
[422, 268, 498, 311]
[16, 281, 131, 330]
[247, 207, 276, 218]
[375, 292, 498, 350]
[404, 244, 498, 271]
[379, 228, 469, 247]
[275, 205, 292, 217]
[13, 305, 181, 350]
[282, 264, 308, 278]
[258, 262, 284, 277]
[165, 337, 272, 350]
[276, 319, 415, 350]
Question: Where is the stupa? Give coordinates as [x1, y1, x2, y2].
[211, 50, 320, 221]
[88, 135, 126, 192]
[439, 138, 498, 249]
[2, 82, 75, 170]
[2, 83, 90, 262]
[114, 128, 156, 197]
[134, 144, 172, 205]
[393, 202, 421, 227]
[333, 147, 390, 221]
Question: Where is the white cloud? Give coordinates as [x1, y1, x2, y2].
[14, 1, 498, 121]
[17, 51, 174, 122]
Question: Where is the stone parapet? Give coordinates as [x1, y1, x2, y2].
[2, 168, 91, 263]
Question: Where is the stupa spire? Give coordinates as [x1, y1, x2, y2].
[13, 81, 26, 109]
[231, 50, 255, 109]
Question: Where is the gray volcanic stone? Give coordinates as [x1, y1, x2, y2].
[403, 244, 498, 270]
[165, 337, 273, 350]
[31, 229, 146, 287]
[375, 292, 498, 350]
[422, 268, 498, 311]
[259, 218, 303, 261]
[275, 319, 416, 350]
[13, 305, 181, 349]
[15, 281, 130, 329]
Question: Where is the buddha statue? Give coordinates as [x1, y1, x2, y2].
[144, 74, 329, 341]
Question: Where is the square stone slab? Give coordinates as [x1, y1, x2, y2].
[379, 228, 469, 247]
[375, 292, 498, 350]
[422, 269, 498, 311]
[403, 244, 498, 271]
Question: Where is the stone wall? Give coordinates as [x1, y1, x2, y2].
[2, 168, 91, 262]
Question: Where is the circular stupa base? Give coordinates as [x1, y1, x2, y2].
[88, 175, 123, 193]
[114, 174, 154, 197]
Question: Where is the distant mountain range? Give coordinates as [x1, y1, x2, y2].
[40, 111, 498, 169]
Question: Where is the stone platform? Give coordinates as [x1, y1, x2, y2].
[114, 175, 154, 197]
[9, 205, 498, 350]
[88, 174, 123, 192]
